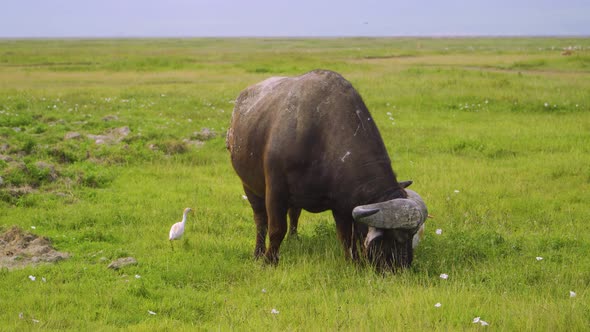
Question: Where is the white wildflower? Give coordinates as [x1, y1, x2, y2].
[242, 195, 248, 200]
[440, 273, 449, 280]
[570, 291, 576, 298]
[271, 308, 279, 314]
[135, 275, 141, 279]
[536, 257, 543, 261]
[28, 275, 36, 281]
[148, 310, 157, 315]
[262, 288, 267, 293]
[544, 102, 549, 107]
[436, 229, 443, 235]
[434, 302, 442, 308]
[454, 190, 460, 193]
[31, 226, 36, 229]
[473, 317, 489, 326]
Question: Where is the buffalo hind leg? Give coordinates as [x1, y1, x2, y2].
[288, 208, 302, 238]
[244, 187, 267, 259]
[264, 177, 289, 265]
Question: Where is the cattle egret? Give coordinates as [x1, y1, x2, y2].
[169, 207, 193, 250]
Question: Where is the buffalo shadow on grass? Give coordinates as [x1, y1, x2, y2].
[277, 218, 345, 266]
[277, 217, 529, 277]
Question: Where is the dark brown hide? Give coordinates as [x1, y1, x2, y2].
[227, 69, 408, 266]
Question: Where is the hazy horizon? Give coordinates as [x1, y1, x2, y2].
[2, 35, 589, 40]
[1, 0, 589, 38]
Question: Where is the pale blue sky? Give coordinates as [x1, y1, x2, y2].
[1, 0, 589, 38]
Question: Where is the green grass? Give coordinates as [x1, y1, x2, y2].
[0, 37, 589, 330]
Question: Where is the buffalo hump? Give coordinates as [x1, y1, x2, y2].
[227, 69, 395, 208]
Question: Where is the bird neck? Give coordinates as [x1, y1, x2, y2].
[182, 212, 189, 224]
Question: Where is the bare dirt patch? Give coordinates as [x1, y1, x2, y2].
[0, 226, 69, 270]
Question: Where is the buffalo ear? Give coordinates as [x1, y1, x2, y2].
[364, 227, 384, 248]
[399, 180, 413, 188]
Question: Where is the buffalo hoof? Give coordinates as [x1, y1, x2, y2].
[288, 231, 300, 241]
[254, 247, 265, 260]
[263, 251, 279, 266]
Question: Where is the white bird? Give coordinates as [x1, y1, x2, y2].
[169, 207, 192, 250]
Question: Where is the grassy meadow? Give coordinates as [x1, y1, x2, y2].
[1, 37, 589, 330]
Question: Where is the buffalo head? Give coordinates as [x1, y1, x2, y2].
[352, 188, 428, 271]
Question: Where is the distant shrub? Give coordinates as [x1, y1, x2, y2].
[25, 161, 58, 184]
[0, 113, 33, 127]
[63, 163, 114, 188]
[448, 138, 486, 155]
[79, 170, 112, 188]
[49, 145, 80, 164]
[32, 124, 47, 134]
[81, 229, 116, 243]
[510, 59, 547, 69]
[0, 190, 15, 204]
[2, 163, 29, 186]
[158, 140, 188, 155]
[15, 101, 28, 110]
[20, 138, 37, 155]
[253, 67, 271, 73]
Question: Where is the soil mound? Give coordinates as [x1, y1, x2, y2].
[0, 226, 69, 270]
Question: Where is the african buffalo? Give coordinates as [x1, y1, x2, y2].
[226, 69, 428, 270]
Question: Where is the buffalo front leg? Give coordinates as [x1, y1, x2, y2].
[244, 187, 267, 259]
[332, 210, 359, 261]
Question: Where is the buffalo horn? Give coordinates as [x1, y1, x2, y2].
[351, 207, 380, 220]
[352, 189, 428, 230]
